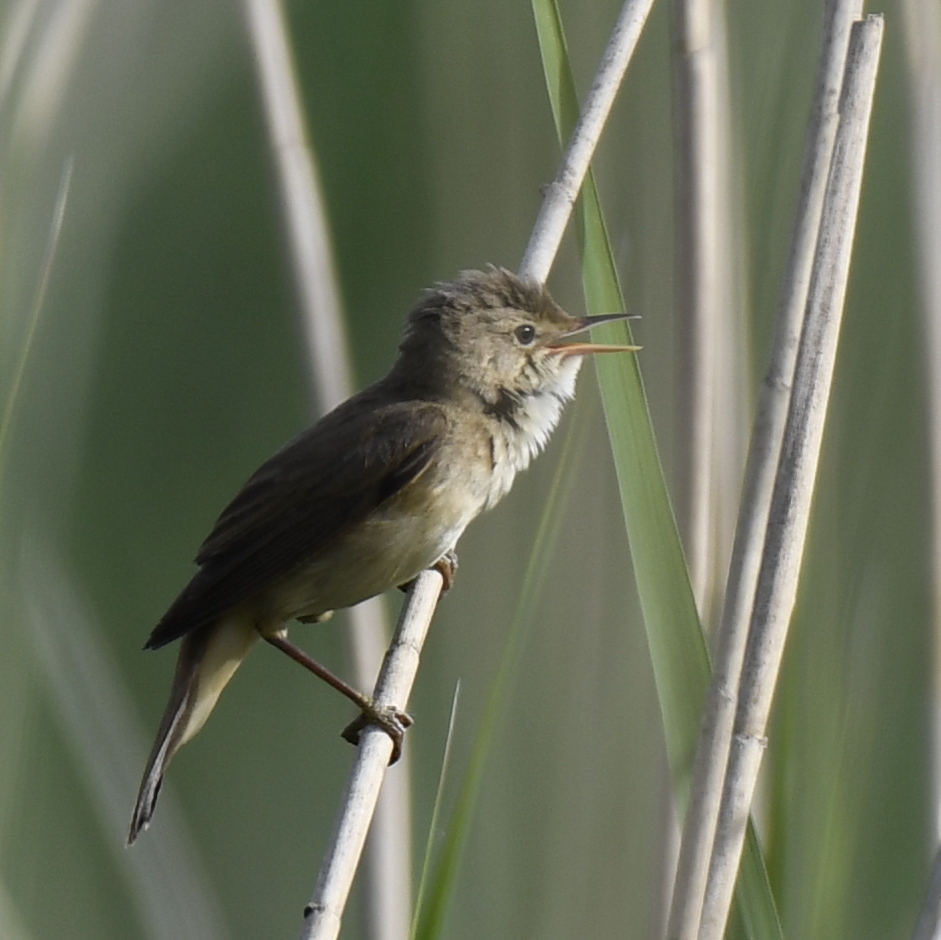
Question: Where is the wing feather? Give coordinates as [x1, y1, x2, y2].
[145, 397, 447, 649]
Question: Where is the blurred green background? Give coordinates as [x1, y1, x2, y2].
[0, 1, 931, 939]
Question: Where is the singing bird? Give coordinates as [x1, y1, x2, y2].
[128, 267, 636, 843]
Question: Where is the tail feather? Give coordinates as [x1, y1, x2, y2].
[128, 616, 259, 845]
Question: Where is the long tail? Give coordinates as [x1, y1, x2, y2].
[128, 615, 259, 845]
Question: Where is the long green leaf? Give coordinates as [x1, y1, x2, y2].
[529, 3, 783, 939]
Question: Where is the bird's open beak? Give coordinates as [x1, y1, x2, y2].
[546, 312, 641, 358]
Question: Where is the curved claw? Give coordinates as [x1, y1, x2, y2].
[397, 549, 459, 594]
[341, 702, 414, 764]
[432, 549, 458, 592]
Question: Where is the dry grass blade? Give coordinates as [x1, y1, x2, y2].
[697, 17, 885, 940]
[665, 3, 862, 938]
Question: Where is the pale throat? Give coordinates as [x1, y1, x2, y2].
[483, 354, 583, 508]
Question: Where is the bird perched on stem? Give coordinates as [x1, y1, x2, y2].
[128, 266, 636, 844]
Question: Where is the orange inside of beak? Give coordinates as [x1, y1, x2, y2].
[546, 342, 641, 358]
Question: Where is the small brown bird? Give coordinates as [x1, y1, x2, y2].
[128, 267, 636, 843]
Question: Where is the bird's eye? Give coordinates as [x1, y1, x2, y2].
[514, 324, 537, 346]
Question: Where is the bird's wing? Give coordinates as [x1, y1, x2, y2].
[145, 398, 448, 649]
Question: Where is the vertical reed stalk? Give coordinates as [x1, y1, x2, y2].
[669, 0, 728, 620]
[901, 0, 941, 844]
[913, 844, 941, 940]
[902, 1, 941, 934]
[697, 18, 884, 940]
[665, 4, 862, 938]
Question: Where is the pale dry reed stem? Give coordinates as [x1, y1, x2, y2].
[301, 572, 444, 940]
[913, 843, 941, 940]
[243, 3, 410, 939]
[697, 18, 884, 940]
[901, 0, 941, 933]
[519, 0, 657, 284]
[300, 2, 657, 936]
[900, 0, 941, 848]
[669, 0, 725, 619]
[244, 0, 351, 410]
[664, 3, 862, 938]
[662, 0, 731, 929]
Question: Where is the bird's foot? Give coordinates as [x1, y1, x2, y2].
[264, 622, 413, 763]
[432, 549, 458, 591]
[397, 549, 459, 594]
[341, 702, 414, 764]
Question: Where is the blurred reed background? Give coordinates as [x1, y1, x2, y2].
[0, 1, 932, 939]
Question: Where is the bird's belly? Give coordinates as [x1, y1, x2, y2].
[256, 496, 477, 627]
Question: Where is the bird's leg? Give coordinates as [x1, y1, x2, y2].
[342, 549, 458, 753]
[397, 549, 459, 594]
[264, 632, 412, 763]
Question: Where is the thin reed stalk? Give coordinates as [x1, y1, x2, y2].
[301, 572, 444, 940]
[669, 0, 727, 618]
[697, 17, 884, 940]
[902, 0, 941, 933]
[900, 0, 941, 844]
[243, 0, 351, 410]
[665, 1, 736, 925]
[913, 844, 941, 940]
[298, 3, 657, 936]
[665, 3, 862, 938]
[519, 0, 657, 284]
[242, 3, 411, 939]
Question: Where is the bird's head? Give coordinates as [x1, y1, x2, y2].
[396, 267, 637, 414]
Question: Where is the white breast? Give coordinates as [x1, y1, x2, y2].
[484, 356, 582, 509]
